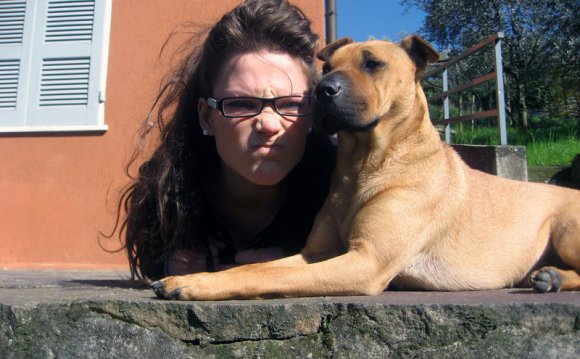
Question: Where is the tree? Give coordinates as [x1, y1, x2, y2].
[402, 0, 579, 129]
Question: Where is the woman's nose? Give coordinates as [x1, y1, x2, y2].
[255, 106, 283, 134]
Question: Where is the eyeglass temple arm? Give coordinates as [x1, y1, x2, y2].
[207, 98, 218, 109]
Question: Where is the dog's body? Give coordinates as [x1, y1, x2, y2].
[154, 36, 580, 300]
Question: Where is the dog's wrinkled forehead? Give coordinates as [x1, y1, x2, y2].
[319, 39, 409, 75]
[317, 36, 439, 75]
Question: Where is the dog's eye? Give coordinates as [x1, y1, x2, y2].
[363, 59, 384, 72]
[322, 63, 331, 75]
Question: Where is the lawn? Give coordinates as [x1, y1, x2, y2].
[445, 118, 580, 166]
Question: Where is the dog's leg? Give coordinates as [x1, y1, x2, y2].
[531, 211, 580, 292]
[215, 253, 309, 274]
[152, 247, 386, 300]
[153, 211, 353, 300]
[152, 192, 432, 300]
[531, 267, 580, 292]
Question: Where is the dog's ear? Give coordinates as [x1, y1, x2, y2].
[317, 37, 353, 62]
[400, 35, 439, 72]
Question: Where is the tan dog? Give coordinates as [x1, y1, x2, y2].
[153, 36, 580, 300]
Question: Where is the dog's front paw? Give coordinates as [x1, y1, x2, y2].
[151, 273, 218, 300]
[530, 267, 562, 293]
[151, 276, 190, 300]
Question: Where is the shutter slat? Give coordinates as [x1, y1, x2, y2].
[46, 13, 93, 19]
[0, 0, 25, 45]
[44, 0, 95, 42]
[39, 58, 90, 107]
[0, 59, 19, 109]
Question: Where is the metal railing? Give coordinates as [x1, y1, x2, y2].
[422, 33, 508, 145]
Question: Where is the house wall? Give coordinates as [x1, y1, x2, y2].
[0, 0, 325, 269]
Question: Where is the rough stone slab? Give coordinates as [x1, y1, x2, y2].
[0, 270, 579, 358]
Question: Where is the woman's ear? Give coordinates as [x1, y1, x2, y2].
[197, 97, 213, 135]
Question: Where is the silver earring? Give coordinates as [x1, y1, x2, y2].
[202, 129, 209, 136]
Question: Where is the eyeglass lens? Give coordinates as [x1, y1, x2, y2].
[221, 97, 310, 117]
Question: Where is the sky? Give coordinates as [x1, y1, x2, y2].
[336, 0, 426, 42]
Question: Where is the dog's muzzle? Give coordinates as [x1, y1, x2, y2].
[313, 73, 345, 134]
[314, 73, 377, 135]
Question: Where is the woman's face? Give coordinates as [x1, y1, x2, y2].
[198, 51, 312, 186]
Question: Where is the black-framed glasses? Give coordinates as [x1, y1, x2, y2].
[207, 96, 312, 118]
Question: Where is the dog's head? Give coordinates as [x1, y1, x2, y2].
[313, 35, 439, 135]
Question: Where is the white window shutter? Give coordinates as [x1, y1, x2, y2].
[0, 0, 110, 131]
[0, 0, 31, 127]
[27, 0, 108, 127]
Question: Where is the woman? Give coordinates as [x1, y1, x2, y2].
[120, 0, 335, 280]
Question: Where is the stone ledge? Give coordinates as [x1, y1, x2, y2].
[0, 270, 579, 358]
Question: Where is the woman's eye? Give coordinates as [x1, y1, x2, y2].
[227, 99, 258, 109]
[279, 101, 302, 110]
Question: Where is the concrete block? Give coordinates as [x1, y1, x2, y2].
[452, 144, 528, 181]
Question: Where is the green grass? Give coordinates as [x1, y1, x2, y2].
[446, 118, 580, 166]
[525, 137, 580, 166]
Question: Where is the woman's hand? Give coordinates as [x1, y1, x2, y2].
[234, 246, 286, 264]
[165, 246, 287, 274]
[165, 249, 210, 275]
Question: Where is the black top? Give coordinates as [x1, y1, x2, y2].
[167, 131, 336, 274]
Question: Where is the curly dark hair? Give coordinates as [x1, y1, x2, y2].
[114, 0, 321, 280]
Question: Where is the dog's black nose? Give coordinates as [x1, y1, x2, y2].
[317, 78, 342, 98]
[322, 80, 342, 97]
